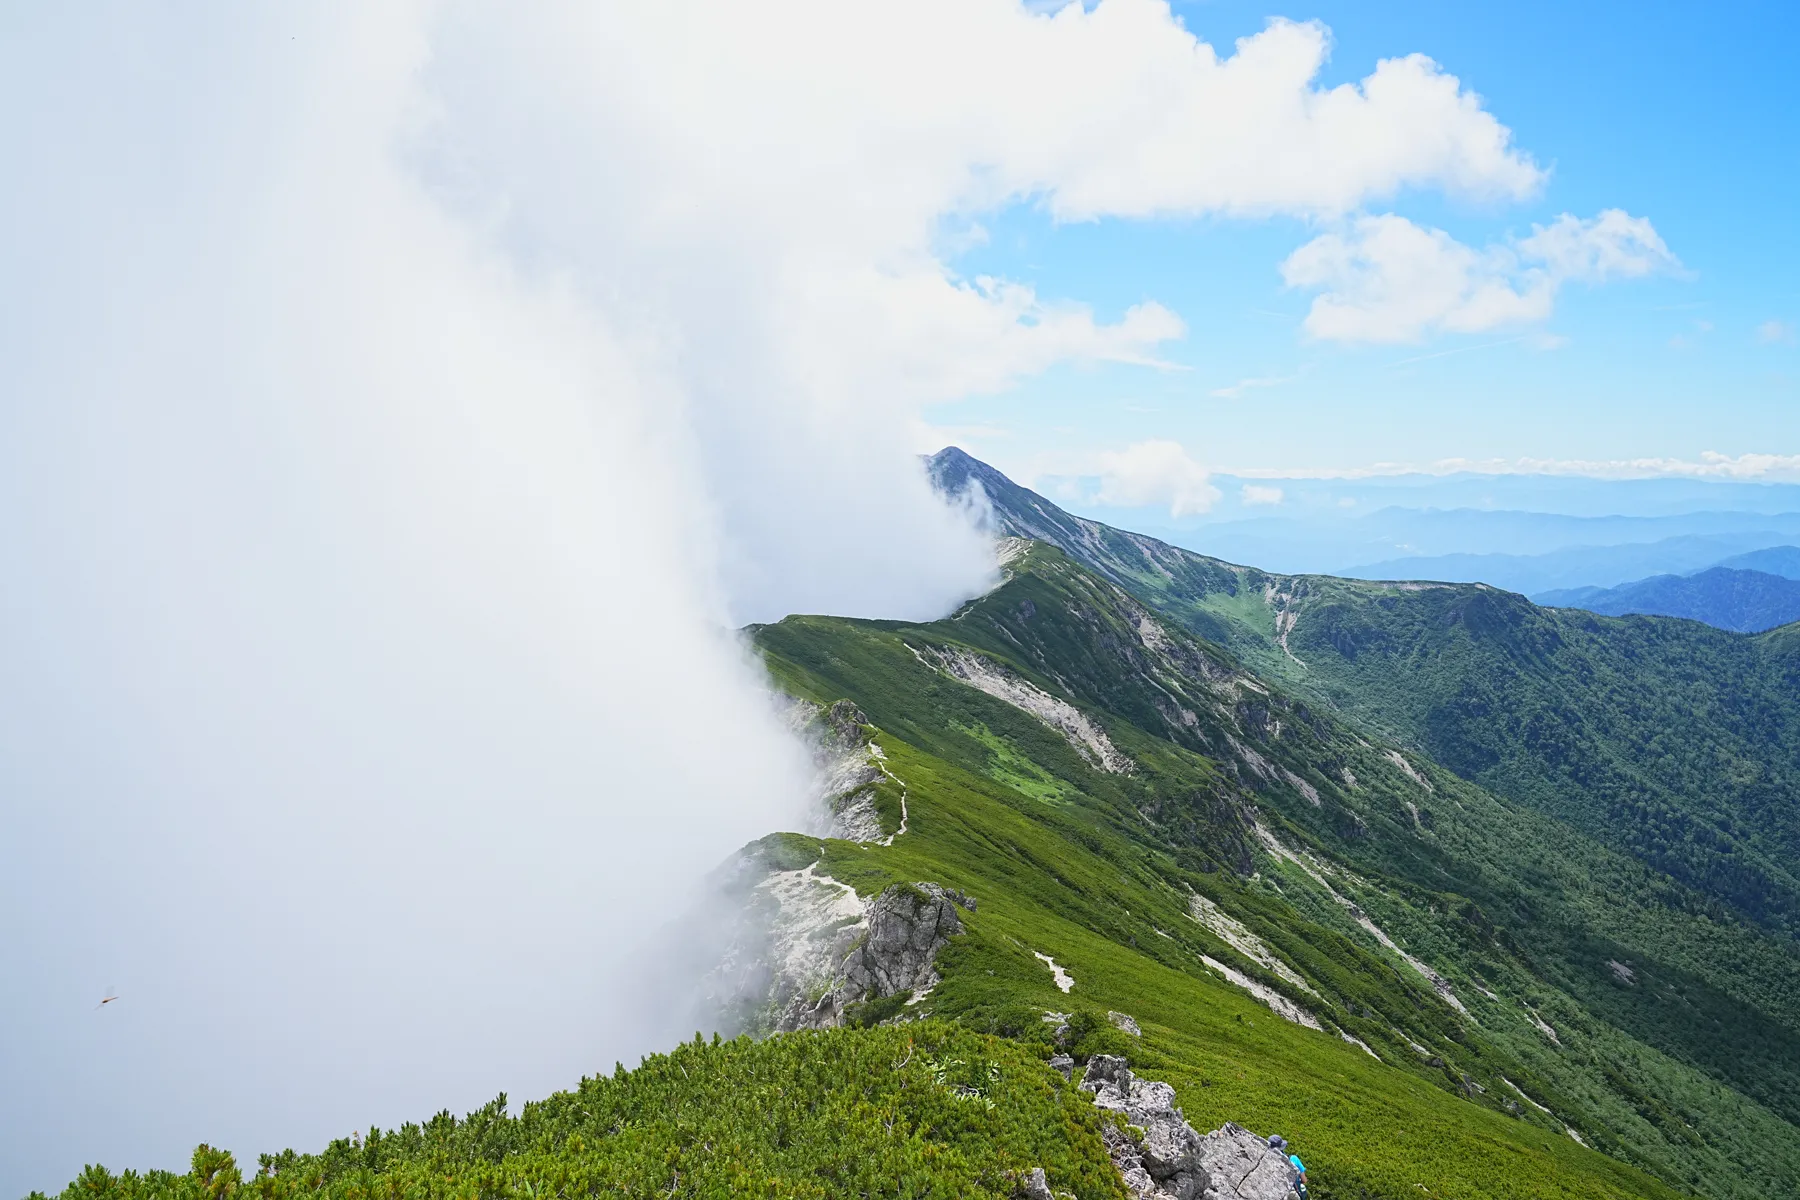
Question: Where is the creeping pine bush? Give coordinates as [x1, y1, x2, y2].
[37, 1024, 1127, 1200]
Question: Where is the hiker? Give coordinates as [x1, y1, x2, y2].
[1266, 1136, 1307, 1200]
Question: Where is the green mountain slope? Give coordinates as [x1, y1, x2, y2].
[930, 447, 1800, 941]
[748, 541, 1800, 1197]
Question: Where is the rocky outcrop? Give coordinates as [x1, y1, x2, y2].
[785, 697, 889, 842]
[1019, 1167, 1055, 1200]
[1081, 1057, 1303, 1200]
[1194, 1124, 1302, 1200]
[706, 861, 867, 1036]
[841, 883, 971, 1001]
[776, 881, 974, 1032]
[1081, 1056, 1209, 1200]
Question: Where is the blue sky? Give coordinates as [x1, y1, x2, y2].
[927, 0, 1800, 487]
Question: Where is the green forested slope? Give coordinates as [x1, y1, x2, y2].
[750, 542, 1800, 1197]
[45, 1026, 1125, 1200]
[930, 446, 1800, 939]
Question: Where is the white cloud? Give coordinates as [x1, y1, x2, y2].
[403, 1, 1556, 615]
[1759, 319, 1797, 345]
[1241, 484, 1286, 506]
[1515, 209, 1679, 283]
[1489, 452, 1800, 481]
[1095, 440, 1222, 516]
[1228, 451, 1800, 482]
[854, 277, 1187, 399]
[1211, 370, 1301, 399]
[990, 12, 1545, 219]
[1283, 209, 1677, 344]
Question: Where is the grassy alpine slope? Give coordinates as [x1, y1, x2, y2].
[928, 447, 1800, 941]
[43, 521, 1800, 1199]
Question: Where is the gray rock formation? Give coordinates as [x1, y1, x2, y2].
[841, 883, 971, 1000]
[1081, 1058, 1302, 1200]
[1193, 1123, 1302, 1200]
[1108, 1010, 1143, 1037]
[1020, 1166, 1055, 1200]
[1081, 1056, 1209, 1200]
[773, 881, 974, 1031]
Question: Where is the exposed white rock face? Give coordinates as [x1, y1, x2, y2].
[1195, 1124, 1303, 1200]
[1502, 1077, 1553, 1114]
[914, 643, 1134, 773]
[1082, 1056, 1209, 1200]
[702, 861, 866, 1036]
[1385, 749, 1433, 792]
[997, 536, 1033, 571]
[1227, 736, 1279, 784]
[1526, 1006, 1561, 1045]
[1187, 894, 1315, 995]
[1108, 1011, 1142, 1037]
[1198, 956, 1322, 1030]
[1262, 584, 1305, 667]
[753, 865, 869, 1032]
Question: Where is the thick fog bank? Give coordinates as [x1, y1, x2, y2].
[1, 0, 1555, 1188]
[0, 5, 992, 1193]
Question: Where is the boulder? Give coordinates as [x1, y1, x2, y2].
[1194, 1123, 1301, 1200]
[1109, 1010, 1143, 1037]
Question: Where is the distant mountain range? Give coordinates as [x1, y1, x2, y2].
[1334, 533, 1800, 595]
[1182, 511, 1800, 581]
[1035, 472, 1800, 589]
[1535, 566, 1800, 632]
[1717, 545, 1800, 577]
